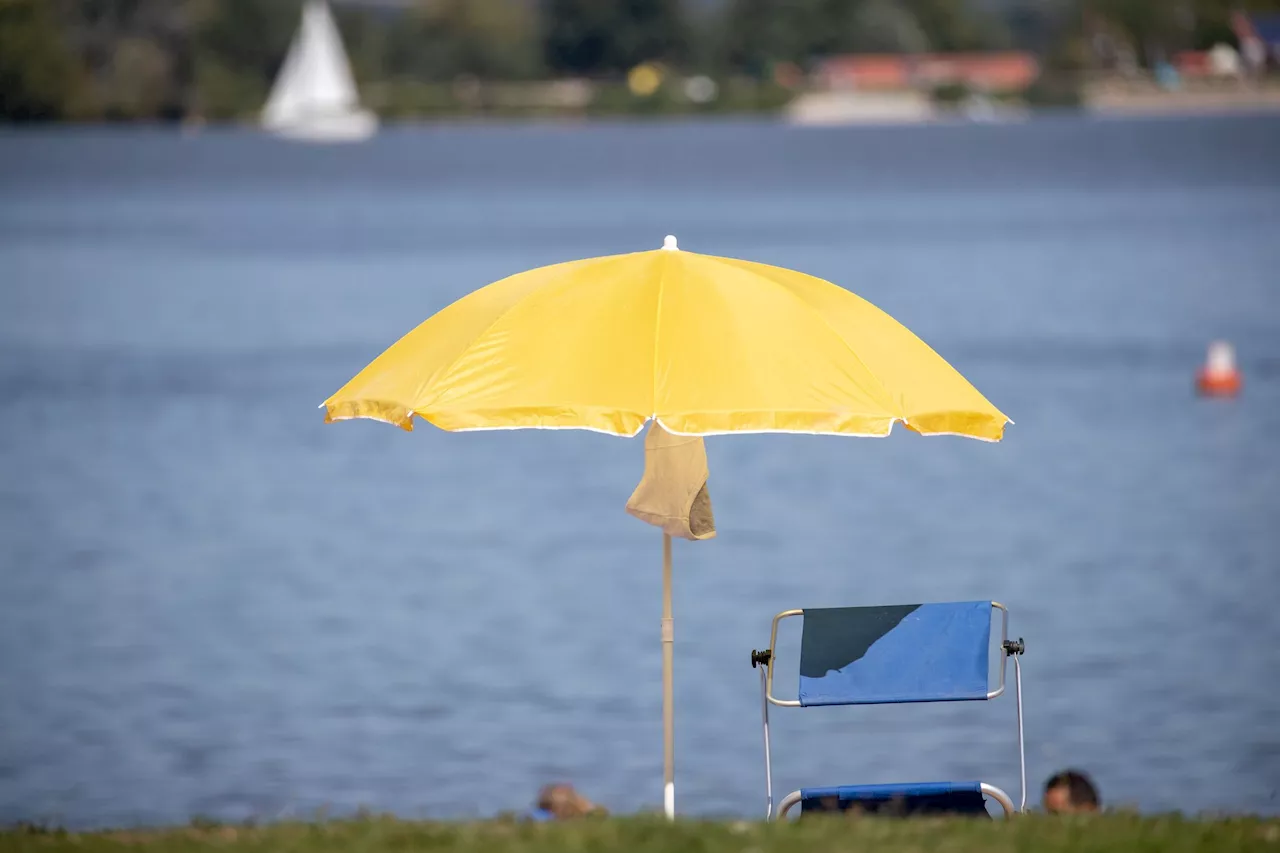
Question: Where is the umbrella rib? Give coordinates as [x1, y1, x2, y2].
[650, 252, 670, 421]
[710, 258, 909, 423]
[412, 307, 525, 414]
[413, 269, 591, 415]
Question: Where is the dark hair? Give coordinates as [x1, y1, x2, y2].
[1044, 769, 1099, 807]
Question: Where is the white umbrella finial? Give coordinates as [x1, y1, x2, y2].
[663, 235, 679, 251]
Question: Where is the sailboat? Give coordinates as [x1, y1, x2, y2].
[262, 0, 377, 143]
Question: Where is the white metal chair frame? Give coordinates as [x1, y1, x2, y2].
[750, 601, 1026, 820]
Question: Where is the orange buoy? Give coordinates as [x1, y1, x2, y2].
[1196, 340, 1242, 397]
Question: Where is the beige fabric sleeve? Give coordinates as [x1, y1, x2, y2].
[625, 422, 716, 541]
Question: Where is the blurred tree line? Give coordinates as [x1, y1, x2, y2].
[1082, 0, 1280, 66]
[1, 0, 1276, 122]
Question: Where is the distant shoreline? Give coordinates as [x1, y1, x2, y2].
[1085, 85, 1280, 118]
[4, 98, 1280, 134]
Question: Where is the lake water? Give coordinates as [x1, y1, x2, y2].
[1, 115, 1278, 829]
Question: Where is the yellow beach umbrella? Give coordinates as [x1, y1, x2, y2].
[322, 236, 1010, 817]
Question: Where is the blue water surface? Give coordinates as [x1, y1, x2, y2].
[1, 115, 1278, 827]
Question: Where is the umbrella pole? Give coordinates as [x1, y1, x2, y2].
[661, 532, 675, 819]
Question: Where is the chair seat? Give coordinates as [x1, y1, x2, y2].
[799, 781, 991, 817]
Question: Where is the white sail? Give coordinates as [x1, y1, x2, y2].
[262, 0, 377, 143]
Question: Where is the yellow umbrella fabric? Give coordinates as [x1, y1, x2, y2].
[323, 236, 1010, 441]
[321, 236, 1009, 819]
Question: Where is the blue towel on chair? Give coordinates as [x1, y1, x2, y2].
[800, 782, 990, 817]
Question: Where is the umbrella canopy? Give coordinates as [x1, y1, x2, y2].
[323, 236, 1009, 440]
[321, 237, 1010, 819]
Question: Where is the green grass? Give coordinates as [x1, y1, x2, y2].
[4, 813, 1278, 853]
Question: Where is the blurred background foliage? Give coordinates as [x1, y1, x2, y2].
[1, 0, 1278, 122]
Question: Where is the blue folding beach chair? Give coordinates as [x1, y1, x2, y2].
[750, 601, 1026, 819]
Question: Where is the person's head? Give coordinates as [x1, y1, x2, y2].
[1042, 769, 1100, 814]
[536, 783, 602, 819]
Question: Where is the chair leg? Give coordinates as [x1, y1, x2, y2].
[1014, 654, 1026, 812]
[777, 790, 804, 819]
[980, 783, 1015, 817]
[759, 664, 774, 819]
